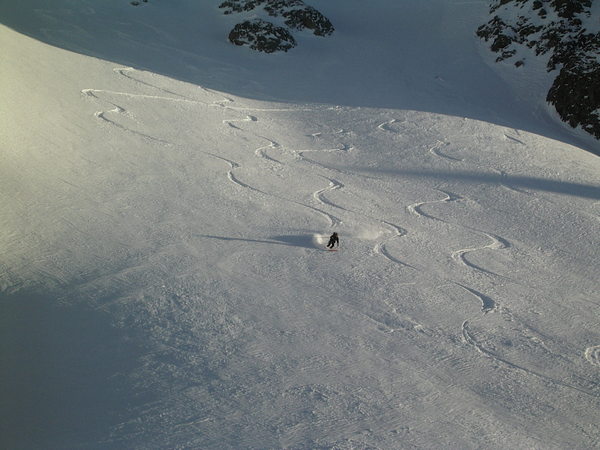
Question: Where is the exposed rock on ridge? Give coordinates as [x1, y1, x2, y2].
[228, 19, 297, 53]
[220, 0, 334, 52]
[477, 0, 600, 140]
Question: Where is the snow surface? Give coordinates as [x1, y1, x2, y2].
[1, 0, 599, 448]
[475, 0, 600, 143]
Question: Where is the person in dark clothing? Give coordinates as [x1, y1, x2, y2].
[326, 232, 339, 249]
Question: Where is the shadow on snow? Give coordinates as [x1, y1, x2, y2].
[0, 290, 146, 448]
[199, 234, 320, 249]
[1, 0, 598, 153]
[350, 168, 600, 200]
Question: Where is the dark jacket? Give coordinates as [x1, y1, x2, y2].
[327, 233, 339, 247]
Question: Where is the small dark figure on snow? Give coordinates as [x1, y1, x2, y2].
[327, 232, 339, 249]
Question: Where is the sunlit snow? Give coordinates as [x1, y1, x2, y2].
[1, 0, 599, 448]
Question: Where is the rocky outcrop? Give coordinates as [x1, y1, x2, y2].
[220, 0, 333, 52]
[228, 19, 296, 53]
[477, 0, 600, 140]
[548, 63, 600, 138]
[281, 5, 334, 36]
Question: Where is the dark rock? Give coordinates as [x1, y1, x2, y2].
[491, 34, 513, 52]
[220, 0, 334, 52]
[220, 0, 267, 14]
[548, 63, 600, 139]
[281, 6, 334, 36]
[228, 19, 297, 53]
[477, 0, 600, 141]
[263, 0, 305, 14]
[550, 0, 591, 19]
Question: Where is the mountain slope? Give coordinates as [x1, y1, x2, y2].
[1, 1, 600, 448]
[477, 0, 600, 142]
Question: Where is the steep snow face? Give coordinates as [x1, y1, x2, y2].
[0, 0, 557, 133]
[2, 1, 600, 449]
[477, 0, 600, 143]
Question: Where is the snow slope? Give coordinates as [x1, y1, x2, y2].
[1, 1, 600, 448]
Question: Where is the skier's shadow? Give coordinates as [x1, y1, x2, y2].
[200, 234, 318, 249]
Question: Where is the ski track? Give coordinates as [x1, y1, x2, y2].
[83, 68, 313, 118]
[296, 145, 383, 183]
[296, 144, 415, 265]
[205, 153, 247, 190]
[495, 169, 531, 195]
[366, 310, 426, 335]
[295, 146, 415, 261]
[295, 143, 416, 268]
[212, 153, 341, 227]
[373, 243, 415, 269]
[451, 231, 510, 276]
[223, 114, 258, 130]
[429, 140, 463, 162]
[455, 283, 496, 314]
[85, 68, 512, 336]
[462, 321, 597, 398]
[503, 132, 526, 145]
[313, 176, 346, 211]
[407, 189, 463, 222]
[376, 118, 403, 132]
[94, 108, 171, 145]
[11, 9, 599, 447]
[584, 346, 600, 367]
[82, 87, 212, 107]
[84, 67, 344, 228]
[115, 67, 190, 99]
[297, 144, 353, 158]
[254, 137, 283, 164]
[294, 145, 355, 177]
[372, 221, 415, 268]
[293, 142, 415, 268]
[307, 128, 351, 139]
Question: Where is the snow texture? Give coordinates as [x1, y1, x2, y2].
[1, 0, 599, 448]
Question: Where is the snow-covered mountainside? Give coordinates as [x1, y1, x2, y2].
[1, 0, 599, 448]
[477, 0, 600, 140]
[131, 0, 334, 53]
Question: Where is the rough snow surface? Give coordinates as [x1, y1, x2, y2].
[1, 1, 599, 448]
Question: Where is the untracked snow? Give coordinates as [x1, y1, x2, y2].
[1, 0, 599, 448]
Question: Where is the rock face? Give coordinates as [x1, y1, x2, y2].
[477, 0, 600, 140]
[228, 19, 297, 53]
[220, 0, 334, 52]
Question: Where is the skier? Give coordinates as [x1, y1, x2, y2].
[326, 232, 339, 249]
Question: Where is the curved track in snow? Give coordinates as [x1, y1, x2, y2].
[585, 345, 600, 367]
[451, 231, 511, 276]
[83, 68, 598, 412]
[81, 67, 343, 227]
[462, 321, 597, 398]
[428, 140, 463, 162]
[407, 189, 463, 222]
[84, 67, 346, 229]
